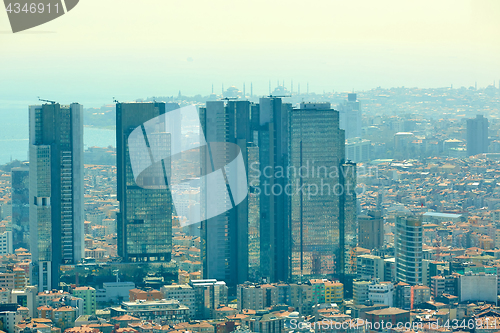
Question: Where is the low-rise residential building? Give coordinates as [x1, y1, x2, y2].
[110, 299, 189, 322]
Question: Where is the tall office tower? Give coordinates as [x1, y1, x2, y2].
[256, 97, 292, 283]
[337, 93, 362, 139]
[11, 167, 29, 247]
[467, 115, 489, 156]
[29, 103, 84, 291]
[358, 210, 384, 250]
[199, 100, 252, 288]
[395, 215, 422, 285]
[116, 102, 172, 262]
[289, 102, 357, 282]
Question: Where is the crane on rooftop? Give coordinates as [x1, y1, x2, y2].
[267, 94, 291, 98]
[38, 97, 56, 104]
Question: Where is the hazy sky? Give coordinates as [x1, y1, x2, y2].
[1, 0, 499, 106]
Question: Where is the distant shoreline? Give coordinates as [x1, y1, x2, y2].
[84, 125, 116, 131]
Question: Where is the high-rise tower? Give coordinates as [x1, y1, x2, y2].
[199, 100, 252, 289]
[256, 97, 291, 283]
[288, 102, 357, 282]
[466, 114, 489, 156]
[395, 215, 422, 285]
[338, 93, 362, 139]
[116, 102, 173, 263]
[29, 103, 84, 290]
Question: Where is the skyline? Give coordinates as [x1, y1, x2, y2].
[1, 0, 500, 330]
[1, 83, 499, 165]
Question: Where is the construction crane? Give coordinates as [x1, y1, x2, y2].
[220, 97, 238, 101]
[113, 97, 120, 103]
[267, 94, 291, 98]
[38, 97, 56, 104]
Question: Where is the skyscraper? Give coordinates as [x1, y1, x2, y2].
[11, 166, 29, 247]
[116, 102, 173, 263]
[199, 100, 252, 288]
[395, 215, 422, 285]
[256, 97, 291, 283]
[467, 114, 489, 156]
[338, 93, 362, 139]
[29, 103, 84, 290]
[289, 102, 357, 282]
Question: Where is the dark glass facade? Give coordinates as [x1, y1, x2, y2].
[199, 100, 252, 289]
[288, 105, 357, 282]
[116, 102, 172, 262]
[256, 97, 291, 283]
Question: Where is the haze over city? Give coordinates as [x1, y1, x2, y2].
[1, 1, 500, 333]
[1, 0, 500, 104]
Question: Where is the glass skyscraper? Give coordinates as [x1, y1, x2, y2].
[199, 100, 252, 289]
[29, 103, 84, 290]
[288, 102, 357, 282]
[116, 102, 173, 262]
[256, 97, 291, 283]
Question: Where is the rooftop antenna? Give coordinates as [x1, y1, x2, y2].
[113, 269, 120, 283]
[38, 97, 56, 104]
